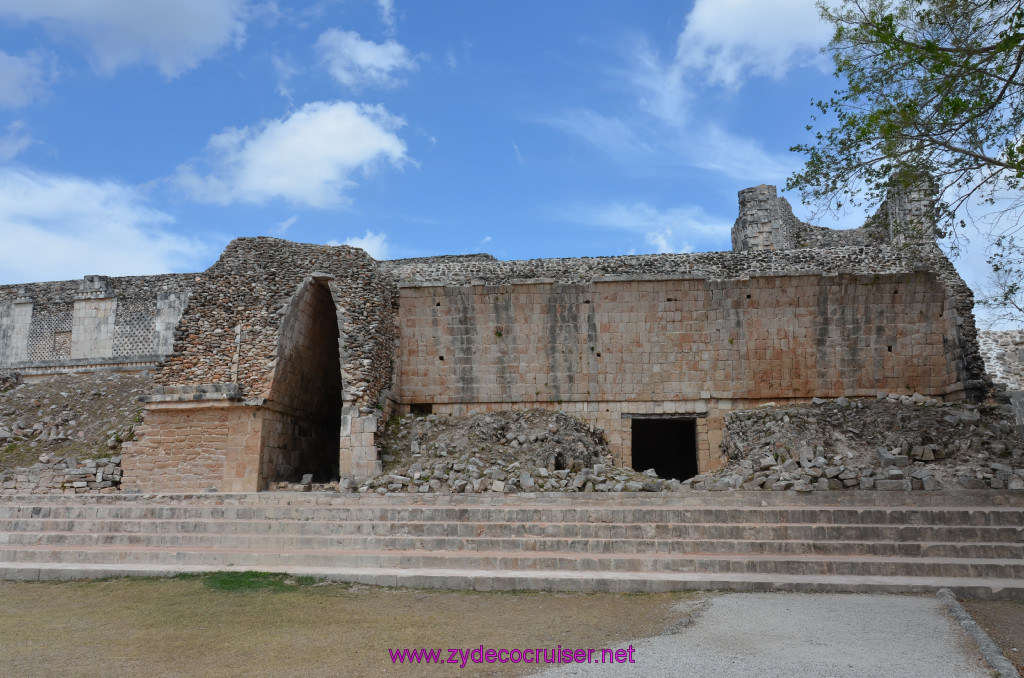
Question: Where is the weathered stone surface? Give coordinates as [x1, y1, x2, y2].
[0, 454, 121, 495]
[0, 183, 1000, 495]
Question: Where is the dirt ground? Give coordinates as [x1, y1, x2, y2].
[961, 599, 1024, 674]
[0, 578, 690, 678]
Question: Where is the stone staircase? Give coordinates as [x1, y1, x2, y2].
[0, 491, 1022, 599]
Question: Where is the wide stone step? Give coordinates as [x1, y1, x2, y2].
[2, 503, 1022, 527]
[2, 544, 1022, 579]
[3, 491, 1021, 597]
[2, 517, 1020, 546]
[7, 488, 1022, 507]
[3, 562, 1021, 600]
[4, 530, 1022, 559]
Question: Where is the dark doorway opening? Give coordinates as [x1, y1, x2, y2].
[631, 418, 698, 481]
[262, 278, 342, 487]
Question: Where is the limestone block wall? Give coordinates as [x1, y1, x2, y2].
[121, 402, 263, 493]
[395, 272, 965, 469]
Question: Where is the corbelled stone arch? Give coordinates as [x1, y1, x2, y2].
[259, 274, 343, 487]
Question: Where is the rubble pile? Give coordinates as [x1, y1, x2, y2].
[693, 395, 1024, 491]
[0, 371, 150, 474]
[0, 454, 122, 495]
[348, 410, 675, 494]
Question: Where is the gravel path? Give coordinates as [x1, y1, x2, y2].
[531, 592, 992, 678]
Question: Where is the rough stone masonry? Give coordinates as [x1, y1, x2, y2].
[0, 182, 997, 493]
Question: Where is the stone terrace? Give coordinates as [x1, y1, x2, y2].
[0, 490, 1021, 600]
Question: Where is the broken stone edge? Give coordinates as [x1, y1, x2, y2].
[936, 587, 1021, 678]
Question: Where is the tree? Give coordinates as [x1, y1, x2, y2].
[787, 0, 1024, 256]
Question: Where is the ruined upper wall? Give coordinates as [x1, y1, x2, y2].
[727, 183, 985, 398]
[0, 273, 192, 374]
[382, 245, 912, 287]
[383, 184, 987, 399]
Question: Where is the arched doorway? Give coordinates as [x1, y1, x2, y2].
[260, 276, 342, 486]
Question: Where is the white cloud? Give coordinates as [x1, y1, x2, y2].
[329, 230, 389, 258]
[544, 2, 830, 183]
[0, 168, 208, 284]
[271, 54, 298, 99]
[0, 120, 32, 160]
[0, 50, 55, 107]
[275, 214, 297, 235]
[0, 0, 250, 78]
[175, 100, 408, 208]
[542, 109, 651, 161]
[564, 202, 732, 254]
[689, 124, 792, 183]
[626, 35, 689, 128]
[376, 0, 396, 33]
[315, 28, 417, 89]
[677, 0, 832, 89]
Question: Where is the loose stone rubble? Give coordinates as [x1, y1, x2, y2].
[0, 454, 122, 495]
[697, 395, 1024, 492]
[0, 371, 149, 476]
[274, 410, 676, 494]
[0, 370, 19, 393]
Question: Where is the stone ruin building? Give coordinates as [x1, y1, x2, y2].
[0, 184, 990, 493]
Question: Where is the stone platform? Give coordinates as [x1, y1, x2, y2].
[0, 490, 1021, 599]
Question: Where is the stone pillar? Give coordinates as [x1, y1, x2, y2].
[71, 276, 117, 360]
[881, 179, 940, 244]
[154, 290, 190, 356]
[0, 287, 32, 365]
[339, 407, 383, 475]
[731, 185, 791, 252]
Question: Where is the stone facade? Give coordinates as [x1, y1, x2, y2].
[394, 272, 962, 469]
[0, 274, 190, 378]
[0, 183, 990, 493]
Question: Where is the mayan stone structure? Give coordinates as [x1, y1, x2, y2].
[0, 184, 989, 492]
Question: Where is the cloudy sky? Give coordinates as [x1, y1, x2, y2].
[0, 0, 996, 311]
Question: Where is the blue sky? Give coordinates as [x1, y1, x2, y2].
[0, 0, 997, 315]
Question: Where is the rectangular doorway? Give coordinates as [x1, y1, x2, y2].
[630, 417, 698, 481]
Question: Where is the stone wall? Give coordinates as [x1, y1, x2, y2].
[0, 455, 122, 495]
[979, 330, 1024, 390]
[0, 274, 191, 377]
[121, 403, 262, 493]
[395, 272, 964, 470]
